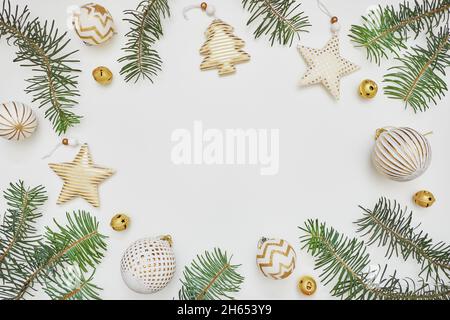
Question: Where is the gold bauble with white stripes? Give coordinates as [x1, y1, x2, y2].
[73, 3, 116, 46]
[120, 235, 176, 294]
[372, 127, 431, 182]
[0, 101, 37, 141]
[256, 237, 296, 280]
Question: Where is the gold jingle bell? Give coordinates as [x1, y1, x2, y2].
[298, 276, 317, 296]
[92, 66, 113, 85]
[359, 79, 378, 99]
[413, 190, 436, 208]
[110, 213, 130, 231]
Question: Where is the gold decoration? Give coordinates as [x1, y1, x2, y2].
[413, 190, 436, 208]
[298, 35, 359, 100]
[256, 237, 296, 280]
[298, 276, 317, 296]
[359, 79, 378, 98]
[110, 213, 130, 231]
[49, 144, 115, 207]
[200, 19, 250, 76]
[72, 3, 116, 46]
[0, 101, 37, 141]
[92, 66, 113, 85]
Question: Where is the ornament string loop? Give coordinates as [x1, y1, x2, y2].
[183, 2, 216, 20]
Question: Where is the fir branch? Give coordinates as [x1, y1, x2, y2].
[356, 198, 450, 282]
[349, 0, 450, 64]
[300, 219, 450, 300]
[44, 269, 102, 300]
[0, 0, 81, 135]
[118, 0, 170, 83]
[12, 211, 107, 300]
[242, 0, 310, 46]
[178, 248, 244, 300]
[383, 29, 450, 112]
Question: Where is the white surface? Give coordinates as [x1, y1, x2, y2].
[0, 0, 449, 300]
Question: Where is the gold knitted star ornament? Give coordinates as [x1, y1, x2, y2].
[297, 35, 359, 100]
[49, 144, 115, 207]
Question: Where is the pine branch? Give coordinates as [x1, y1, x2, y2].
[383, 29, 450, 112]
[300, 219, 450, 300]
[356, 198, 450, 282]
[12, 211, 107, 300]
[0, 0, 81, 135]
[242, 0, 310, 46]
[178, 248, 244, 300]
[118, 0, 170, 83]
[0, 181, 47, 299]
[44, 269, 102, 300]
[349, 0, 450, 64]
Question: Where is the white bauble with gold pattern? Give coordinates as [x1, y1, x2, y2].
[72, 3, 116, 46]
[372, 127, 432, 181]
[0, 101, 37, 141]
[256, 237, 296, 280]
[120, 235, 176, 294]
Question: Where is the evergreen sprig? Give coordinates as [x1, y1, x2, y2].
[118, 0, 170, 83]
[356, 198, 450, 282]
[242, 0, 310, 46]
[300, 219, 450, 300]
[0, 0, 81, 135]
[349, 0, 450, 64]
[44, 270, 102, 300]
[178, 248, 244, 300]
[383, 28, 450, 112]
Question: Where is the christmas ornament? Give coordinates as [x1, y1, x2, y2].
[73, 3, 116, 46]
[49, 144, 115, 207]
[372, 127, 432, 181]
[359, 79, 378, 99]
[256, 237, 296, 280]
[184, 3, 250, 76]
[120, 235, 176, 294]
[0, 102, 37, 141]
[110, 213, 130, 231]
[92, 66, 113, 85]
[413, 190, 436, 208]
[297, 2, 359, 100]
[298, 275, 317, 296]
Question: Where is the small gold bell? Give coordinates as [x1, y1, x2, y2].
[413, 190, 435, 208]
[110, 213, 130, 231]
[359, 79, 378, 99]
[298, 276, 317, 296]
[92, 66, 113, 85]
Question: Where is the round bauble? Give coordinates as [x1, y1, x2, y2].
[359, 79, 378, 99]
[256, 237, 296, 280]
[73, 3, 116, 46]
[120, 235, 175, 294]
[92, 66, 113, 85]
[298, 276, 317, 296]
[0, 101, 37, 141]
[413, 190, 435, 208]
[372, 127, 431, 181]
[110, 213, 129, 231]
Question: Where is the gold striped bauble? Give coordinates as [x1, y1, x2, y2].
[256, 237, 296, 280]
[0, 101, 37, 141]
[73, 3, 116, 46]
[49, 144, 115, 207]
[372, 127, 432, 182]
[200, 19, 250, 76]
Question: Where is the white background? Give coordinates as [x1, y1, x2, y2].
[0, 0, 449, 300]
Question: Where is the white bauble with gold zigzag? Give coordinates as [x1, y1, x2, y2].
[73, 3, 116, 46]
[256, 237, 296, 280]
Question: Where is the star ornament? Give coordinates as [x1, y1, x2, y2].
[49, 144, 115, 208]
[298, 35, 359, 100]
